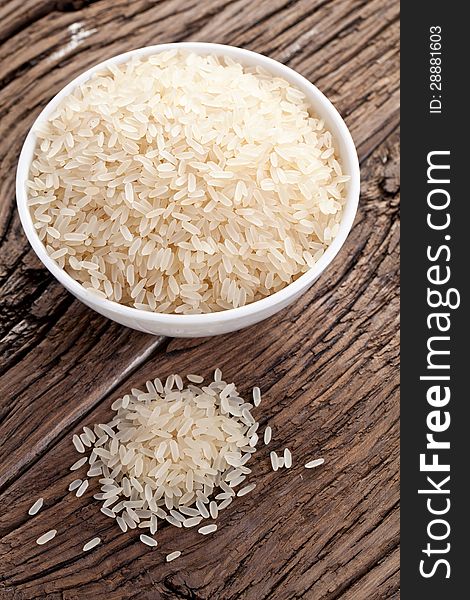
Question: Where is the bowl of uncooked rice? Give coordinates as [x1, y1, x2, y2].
[17, 42, 360, 336]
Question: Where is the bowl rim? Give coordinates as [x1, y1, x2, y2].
[16, 41, 360, 326]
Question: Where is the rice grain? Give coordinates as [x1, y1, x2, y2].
[305, 458, 325, 469]
[166, 551, 182, 562]
[66, 371, 263, 542]
[264, 426, 272, 445]
[83, 537, 101, 551]
[72, 434, 85, 453]
[198, 524, 217, 535]
[76, 479, 89, 498]
[70, 457, 87, 471]
[28, 498, 44, 516]
[36, 530, 57, 545]
[270, 451, 279, 471]
[237, 483, 256, 497]
[140, 534, 158, 547]
[284, 448, 292, 468]
[68, 479, 83, 491]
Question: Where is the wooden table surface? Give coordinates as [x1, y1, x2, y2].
[0, 1, 400, 598]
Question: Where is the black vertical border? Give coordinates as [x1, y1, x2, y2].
[401, 2, 467, 597]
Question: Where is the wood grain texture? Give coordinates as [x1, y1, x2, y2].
[0, 0, 400, 598]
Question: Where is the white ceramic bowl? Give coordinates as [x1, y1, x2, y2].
[16, 42, 360, 337]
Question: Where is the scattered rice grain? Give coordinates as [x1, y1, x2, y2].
[237, 483, 256, 497]
[140, 534, 158, 547]
[166, 551, 182, 562]
[305, 458, 325, 469]
[198, 524, 217, 535]
[76, 479, 89, 498]
[284, 448, 292, 468]
[28, 498, 44, 516]
[83, 537, 101, 551]
[36, 530, 57, 545]
[264, 426, 272, 445]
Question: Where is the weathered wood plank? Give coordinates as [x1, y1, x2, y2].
[0, 309, 165, 490]
[0, 0, 398, 382]
[341, 547, 400, 600]
[0, 127, 399, 598]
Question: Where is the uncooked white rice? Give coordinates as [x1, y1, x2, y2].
[76, 479, 89, 497]
[183, 516, 203, 528]
[80, 432, 91, 448]
[237, 483, 256, 497]
[170, 509, 185, 523]
[58, 369, 326, 553]
[166, 515, 182, 528]
[123, 512, 137, 529]
[180, 506, 199, 517]
[116, 516, 127, 532]
[83, 537, 101, 551]
[252, 387, 261, 407]
[83, 426, 96, 443]
[228, 474, 246, 487]
[196, 500, 210, 518]
[264, 425, 272, 445]
[87, 466, 103, 477]
[270, 451, 279, 471]
[209, 501, 218, 519]
[28, 51, 348, 315]
[72, 434, 85, 453]
[70, 457, 87, 471]
[284, 448, 292, 468]
[68, 479, 83, 491]
[140, 534, 158, 547]
[28, 498, 44, 516]
[68, 371, 259, 541]
[166, 551, 182, 562]
[36, 529, 57, 545]
[187, 374, 204, 384]
[218, 497, 233, 511]
[305, 458, 325, 469]
[198, 524, 217, 535]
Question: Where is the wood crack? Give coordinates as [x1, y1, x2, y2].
[0, 336, 167, 493]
